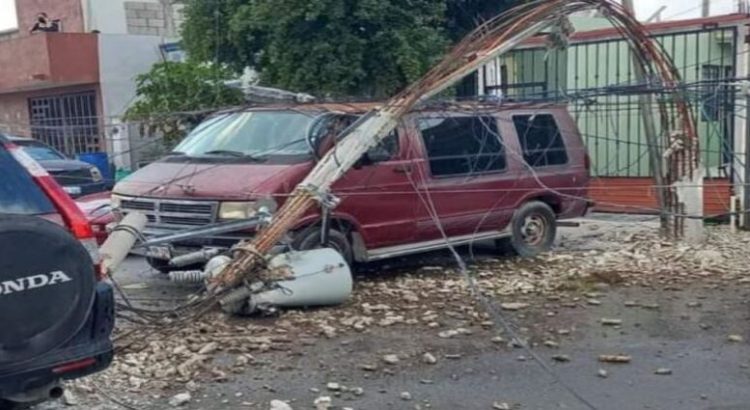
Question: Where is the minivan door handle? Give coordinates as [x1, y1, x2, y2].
[393, 164, 413, 174]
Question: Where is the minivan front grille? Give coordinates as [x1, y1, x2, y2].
[160, 202, 214, 214]
[119, 197, 218, 228]
[121, 199, 155, 211]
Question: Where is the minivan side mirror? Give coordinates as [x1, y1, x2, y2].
[355, 150, 388, 169]
[366, 146, 392, 163]
[353, 144, 392, 169]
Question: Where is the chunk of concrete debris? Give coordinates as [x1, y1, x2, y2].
[543, 340, 559, 348]
[501, 302, 530, 311]
[423, 352, 438, 364]
[654, 368, 673, 375]
[598, 355, 632, 364]
[597, 369, 608, 378]
[326, 382, 341, 391]
[169, 392, 192, 407]
[400, 391, 412, 401]
[270, 400, 294, 410]
[438, 328, 471, 339]
[320, 325, 337, 338]
[198, 342, 219, 355]
[600, 318, 623, 326]
[551, 354, 570, 363]
[314, 396, 332, 410]
[728, 334, 744, 343]
[360, 363, 378, 371]
[63, 389, 78, 406]
[587, 299, 602, 306]
[382, 354, 400, 364]
[351, 387, 365, 397]
[493, 402, 511, 410]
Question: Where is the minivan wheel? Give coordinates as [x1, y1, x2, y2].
[291, 226, 353, 266]
[508, 201, 557, 257]
[146, 256, 173, 274]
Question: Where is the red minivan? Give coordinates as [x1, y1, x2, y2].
[112, 102, 590, 271]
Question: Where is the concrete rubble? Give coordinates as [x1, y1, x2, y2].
[69, 223, 750, 407]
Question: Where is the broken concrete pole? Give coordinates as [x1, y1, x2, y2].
[99, 212, 147, 275]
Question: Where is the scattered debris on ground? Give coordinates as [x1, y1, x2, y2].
[69, 223, 750, 408]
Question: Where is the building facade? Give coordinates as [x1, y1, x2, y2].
[0, 0, 183, 170]
[477, 14, 749, 217]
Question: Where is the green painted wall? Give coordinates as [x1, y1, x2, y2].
[495, 27, 738, 177]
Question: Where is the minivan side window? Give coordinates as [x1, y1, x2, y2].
[418, 116, 506, 177]
[366, 131, 399, 161]
[513, 114, 568, 167]
[332, 116, 399, 161]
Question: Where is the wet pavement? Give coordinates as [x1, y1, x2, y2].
[42, 215, 750, 410]
[160, 284, 750, 410]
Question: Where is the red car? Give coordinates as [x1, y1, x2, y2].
[112, 102, 590, 271]
[76, 192, 113, 246]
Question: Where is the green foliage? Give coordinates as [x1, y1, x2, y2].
[178, 0, 522, 98]
[445, 0, 521, 40]
[182, 0, 449, 98]
[124, 61, 244, 144]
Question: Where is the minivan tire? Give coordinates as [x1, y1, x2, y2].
[147, 257, 204, 274]
[291, 226, 353, 266]
[508, 201, 557, 257]
[146, 256, 173, 274]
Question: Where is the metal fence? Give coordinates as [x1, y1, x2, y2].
[481, 25, 740, 178]
[28, 91, 102, 157]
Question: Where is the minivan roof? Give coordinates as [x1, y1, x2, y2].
[218, 100, 568, 116]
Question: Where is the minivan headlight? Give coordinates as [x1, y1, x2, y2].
[110, 194, 122, 210]
[219, 202, 258, 220]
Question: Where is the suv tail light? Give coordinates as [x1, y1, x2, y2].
[6, 144, 104, 279]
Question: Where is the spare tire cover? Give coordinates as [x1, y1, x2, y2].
[0, 215, 95, 365]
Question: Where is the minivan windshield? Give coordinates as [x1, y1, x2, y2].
[174, 111, 317, 159]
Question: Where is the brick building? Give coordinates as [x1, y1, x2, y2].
[0, 0, 183, 167]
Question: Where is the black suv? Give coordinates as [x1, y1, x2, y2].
[3, 135, 109, 198]
[0, 136, 114, 409]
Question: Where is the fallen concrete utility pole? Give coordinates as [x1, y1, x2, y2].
[210, 0, 699, 300]
[100, 212, 147, 275]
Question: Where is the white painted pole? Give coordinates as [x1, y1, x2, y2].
[100, 212, 147, 275]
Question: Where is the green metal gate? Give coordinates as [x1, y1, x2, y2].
[482, 25, 739, 178]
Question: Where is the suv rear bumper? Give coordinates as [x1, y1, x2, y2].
[0, 283, 115, 398]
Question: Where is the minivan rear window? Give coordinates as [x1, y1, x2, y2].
[0, 147, 55, 215]
[513, 114, 568, 167]
[418, 116, 506, 177]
